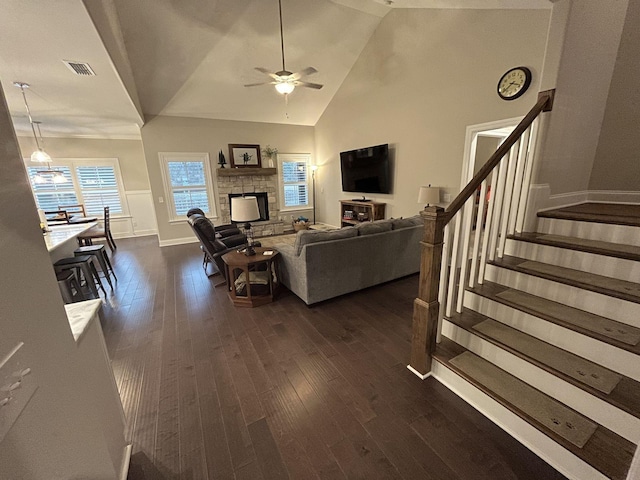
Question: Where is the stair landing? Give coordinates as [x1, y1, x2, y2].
[539, 203, 640, 227]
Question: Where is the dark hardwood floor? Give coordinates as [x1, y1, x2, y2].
[100, 236, 567, 480]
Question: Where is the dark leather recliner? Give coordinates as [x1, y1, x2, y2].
[187, 213, 261, 284]
[186, 208, 246, 248]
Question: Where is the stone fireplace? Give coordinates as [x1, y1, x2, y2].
[228, 192, 269, 222]
[216, 168, 284, 237]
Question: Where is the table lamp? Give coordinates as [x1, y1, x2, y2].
[231, 196, 260, 255]
[418, 185, 440, 208]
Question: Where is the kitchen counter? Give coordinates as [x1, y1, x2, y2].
[44, 222, 97, 252]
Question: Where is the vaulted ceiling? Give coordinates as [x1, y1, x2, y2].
[0, 0, 551, 139]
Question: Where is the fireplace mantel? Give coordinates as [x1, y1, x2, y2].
[217, 167, 277, 177]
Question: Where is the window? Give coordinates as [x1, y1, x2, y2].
[278, 153, 311, 210]
[159, 153, 215, 221]
[25, 158, 126, 215]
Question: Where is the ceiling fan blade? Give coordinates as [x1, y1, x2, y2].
[244, 81, 276, 87]
[294, 80, 323, 90]
[290, 67, 318, 80]
[254, 67, 280, 80]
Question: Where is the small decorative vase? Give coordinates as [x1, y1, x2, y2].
[267, 157, 275, 168]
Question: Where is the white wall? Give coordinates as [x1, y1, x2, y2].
[0, 83, 120, 478]
[589, 0, 640, 192]
[535, 0, 630, 195]
[314, 8, 550, 226]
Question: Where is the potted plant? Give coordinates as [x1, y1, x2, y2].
[261, 145, 278, 168]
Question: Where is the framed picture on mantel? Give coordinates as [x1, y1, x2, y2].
[228, 144, 262, 168]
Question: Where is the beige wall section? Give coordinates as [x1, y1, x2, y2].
[474, 136, 502, 176]
[589, 0, 640, 192]
[314, 8, 550, 225]
[536, 0, 629, 195]
[16, 135, 149, 191]
[0, 84, 119, 478]
[141, 115, 314, 243]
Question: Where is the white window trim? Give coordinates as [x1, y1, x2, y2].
[24, 157, 129, 216]
[277, 153, 312, 212]
[158, 152, 217, 223]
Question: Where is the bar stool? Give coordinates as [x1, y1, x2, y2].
[56, 270, 86, 304]
[54, 255, 106, 298]
[74, 244, 116, 288]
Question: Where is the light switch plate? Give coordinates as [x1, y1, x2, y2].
[0, 342, 38, 442]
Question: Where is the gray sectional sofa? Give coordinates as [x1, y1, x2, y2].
[274, 215, 423, 305]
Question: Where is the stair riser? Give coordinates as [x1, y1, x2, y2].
[442, 320, 640, 443]
[504, 239, 640, 283]
[464, 291, 640, 382]
[537, 217, 640, 247]
[431, 360, 610, 480]
[484, 263, 640, 328]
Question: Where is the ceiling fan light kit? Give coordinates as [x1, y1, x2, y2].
[244, 0, 323, 96]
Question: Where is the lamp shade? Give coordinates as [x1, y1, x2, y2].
[418, 186, 440, 205]
[231, 196, 260, 222]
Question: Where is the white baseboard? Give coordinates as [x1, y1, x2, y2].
[587, 190, 640, 204]
[131, 229, 157, 237]
[158, 236, 199, 248]
[406, 364, 431, 379]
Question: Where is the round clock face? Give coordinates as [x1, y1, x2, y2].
[497, 67, 532, 100]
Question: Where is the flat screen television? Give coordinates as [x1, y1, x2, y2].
[340, 144, 391, 194]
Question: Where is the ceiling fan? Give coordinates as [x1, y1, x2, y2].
[244, 0, 323, 95]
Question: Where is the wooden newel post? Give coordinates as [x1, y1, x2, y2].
[409, 206, 447, 377]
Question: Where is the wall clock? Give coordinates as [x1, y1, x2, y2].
[497, 66, 532, 101]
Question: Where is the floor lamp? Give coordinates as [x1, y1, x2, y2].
[311, 165, 318, 224]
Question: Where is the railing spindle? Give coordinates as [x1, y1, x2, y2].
[409, 91, 554, 378]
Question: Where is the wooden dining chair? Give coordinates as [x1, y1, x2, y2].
[58, 204, 86, 217]
[77, 206, 117, 252]
[44, 210, 71, 224]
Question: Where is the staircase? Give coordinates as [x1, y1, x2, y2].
[407, 91, 639, 480]
[433, 203, 639, 480]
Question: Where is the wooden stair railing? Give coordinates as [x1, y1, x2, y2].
[409, 89, 555, 377]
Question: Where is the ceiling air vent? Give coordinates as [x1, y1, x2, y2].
[62, 60, 96, 76]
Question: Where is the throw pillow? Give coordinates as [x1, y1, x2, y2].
[357, 219, 393, 235]
[293, 227, 358, 255]
[391, 215, 422, 229]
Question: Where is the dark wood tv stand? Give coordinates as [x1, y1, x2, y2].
[340, 200, 386, 227]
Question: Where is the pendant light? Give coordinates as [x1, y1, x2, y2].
[14, 82, 66, 184]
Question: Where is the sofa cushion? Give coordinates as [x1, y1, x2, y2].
[356, 219, 393, 236]
[391, 215, 422, 230]
[294, 227, 358, 255]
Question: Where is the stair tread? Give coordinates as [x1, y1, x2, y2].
[434, 338, 635, 480]
[492, 255, 640, 304]
[471, 281, 640, 354]
[509, 231, 640, 261]
[446, 308, 640, 418]
[538, 202, 640, 227]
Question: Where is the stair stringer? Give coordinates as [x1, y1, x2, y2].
[484, 263, 640, 328]
[441, 320, 640, 443]
[464, 291, 640, 381]
[431, 359, 609, 480]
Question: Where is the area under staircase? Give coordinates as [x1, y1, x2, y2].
[408, 91, 639, 480]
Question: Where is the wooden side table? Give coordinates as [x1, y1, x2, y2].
[222, 247, 280, 307]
